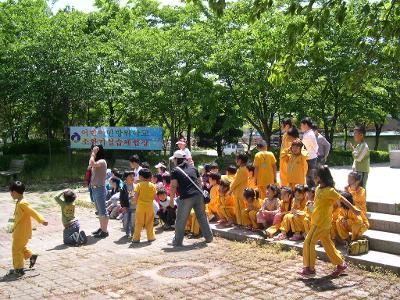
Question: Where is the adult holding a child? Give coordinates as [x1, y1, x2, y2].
[169, 150, 213, 246]
[89, 144, 109, 238]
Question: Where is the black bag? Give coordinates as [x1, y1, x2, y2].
[176, 167, 211, 204]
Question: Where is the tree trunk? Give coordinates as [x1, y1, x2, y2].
[374, 123, 383, 151]
[108, 99, 116, 126]
[216, 139, 223, 157]
[343, 124, 348, 150]
[247, 128, 254, 154]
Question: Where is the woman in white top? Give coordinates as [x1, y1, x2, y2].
[301, 117, 319, 187]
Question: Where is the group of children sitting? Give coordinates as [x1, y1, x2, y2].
[195, 156, 368, 247]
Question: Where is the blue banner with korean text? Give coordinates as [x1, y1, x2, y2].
[69, 126, 163, 150]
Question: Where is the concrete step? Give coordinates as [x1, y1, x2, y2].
[367, 201, 400, 215]
[368, 212, 400, 234]
[211, 224, 400, 274]
[365, 229, 400, 255]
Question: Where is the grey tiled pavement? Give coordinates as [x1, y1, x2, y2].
[0, 191, 399, 299]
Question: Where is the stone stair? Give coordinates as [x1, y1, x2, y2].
[210, 198, 400, 274]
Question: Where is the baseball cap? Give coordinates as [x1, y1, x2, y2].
[155, 162, 167, 169]
[173, 150, 186, 159]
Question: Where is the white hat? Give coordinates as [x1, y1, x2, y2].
[176, 138, 186, 145]
[173, 150, 186, 159]
[155, 162, 167, 169]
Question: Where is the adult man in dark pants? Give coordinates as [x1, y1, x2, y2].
[169, 150, 213, 246]
[301, 117, 319, 187]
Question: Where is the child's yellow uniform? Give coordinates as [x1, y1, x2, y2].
[254, 151, 276, 199]
[279, 133, 294, 186]
[336, 208, 367, 241]
[280, 197, 307, 233]
[303, 187, 344, 268]
[241, 199, 262, 228]
[218, 193, 235, 221]
[348, 187, 369, 229]
[281, 149, 308, 189]
[207, 184, 220, 218]
[230, 166, 249, 225]
[265, 200, 290, 237]
[12, 199, 45, 269]
[133, 181, 157, 241]
[221, 174, 235, 182]
[186, 210, 200, 235]
[330, 205, 341, 240]
[303, 201, 314, 234]
[248, 176, 257, 190]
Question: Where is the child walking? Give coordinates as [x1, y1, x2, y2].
[132, 169, 157, 243]
[300, 166, 361, 277]
[351, 126, 370, 188]
[8, 181, 48, 276]
[54, 190, 87, 246]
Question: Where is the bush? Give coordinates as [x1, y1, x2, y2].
[327, 150, 389, 166]
[3, 140, 67, 155]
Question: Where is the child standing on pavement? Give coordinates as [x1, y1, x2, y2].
[300, 166, 361, 277]
[132, 169, 157, 243]
[8, 181, 48, 277]
[351, 126, 370, 188]
[54, 190, 87, 246]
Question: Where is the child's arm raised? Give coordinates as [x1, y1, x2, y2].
[54, 191, 64, 205]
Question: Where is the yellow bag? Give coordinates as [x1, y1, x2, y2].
[347, 238, 369, 255]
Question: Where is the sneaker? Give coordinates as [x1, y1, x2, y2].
[289, 234, 303, 241]
[6, 268, 25, 277]
[148, 239, 156, 243]
[273, 233, 287, 241]
[131, 239, 140, 243]
[79, 231, 88, 245]
[94, 231, 109, 239]
[331, 263, 348, 277]
[92, 228, 102, 235]
[29, 255, 38, 268]
[297, 267, 316, 277]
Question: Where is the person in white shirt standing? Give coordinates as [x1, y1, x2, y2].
[301, 117, 319, 187]
[129, 154, 143, 183]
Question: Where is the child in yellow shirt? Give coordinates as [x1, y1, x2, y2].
[256, 184, 280, 228]
[300, 166, 360, 277]
[132, 169, 157, 243]
[217, 179, 235, 227]
[336, 191, 368, 241]
[303, 187, 316, 235]
[241, 188, 262, 231]
[275, 184, 308, 241]
[254, 140, 277, 199]
[207, 173, 221, 221]
[229, 154, 249, 226]
[281, 139, 309, 189]
[246, 165, 257, 190]
[8, 181, 48, 277]
[345, 172, 369, 230]
[265, 186, 292, 238]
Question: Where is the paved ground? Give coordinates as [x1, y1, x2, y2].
[1, 190, 399, 299]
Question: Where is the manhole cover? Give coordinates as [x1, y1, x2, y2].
[158, 265, 208, 279]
